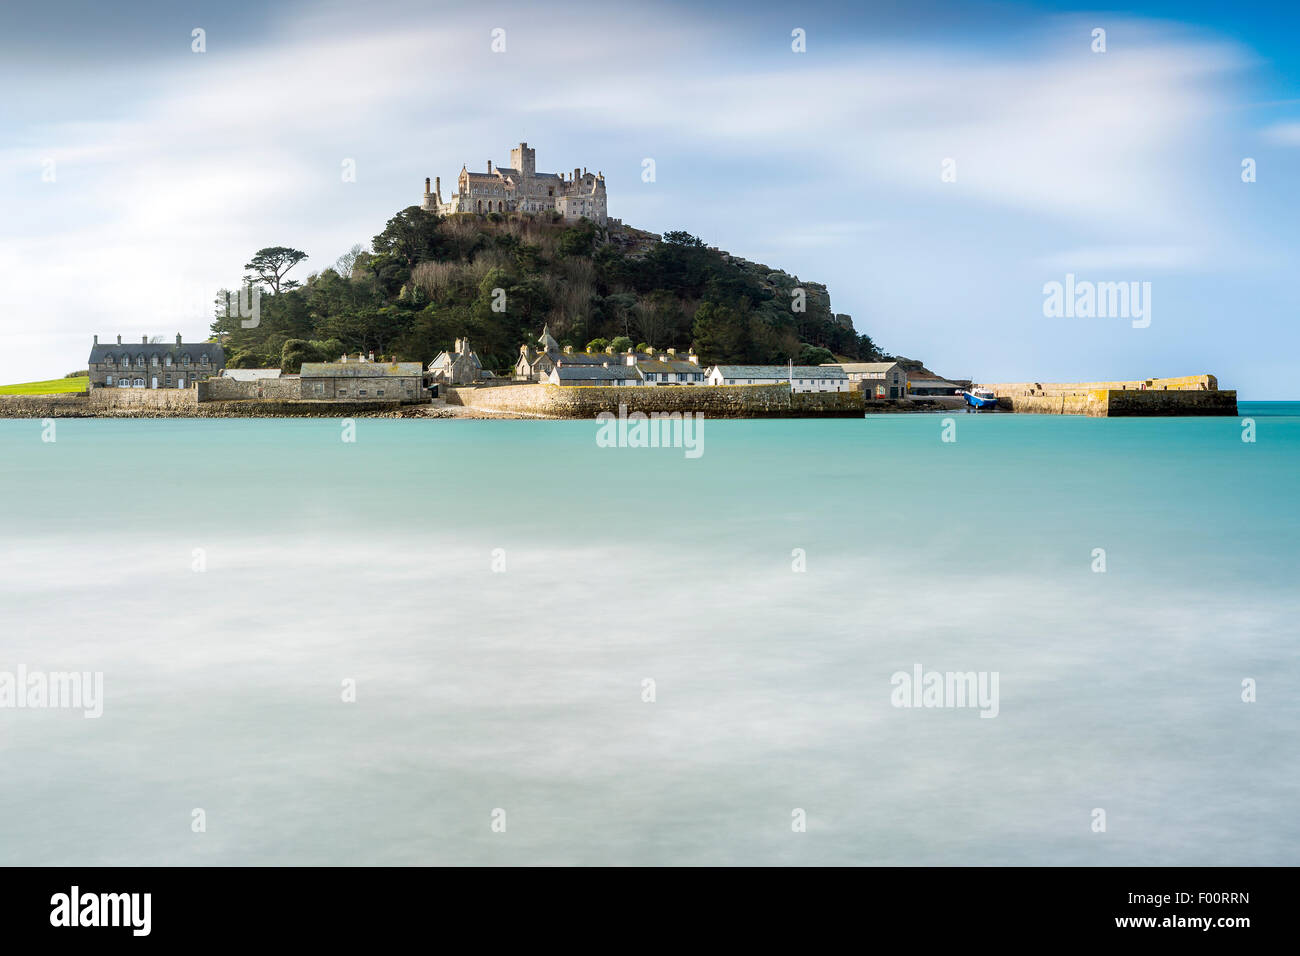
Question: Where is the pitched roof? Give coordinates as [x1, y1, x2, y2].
[89, 341, 224, 364]
[552, 365, 642, 382]
[220, 368, 282, 380]
[712, 365, 847, 379]
[636, 360, 705, 375]
[300, 362, 423, 378]
[830, 362, 902, 373]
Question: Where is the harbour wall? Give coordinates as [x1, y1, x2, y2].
[986, 375, 1237, 417]
[445, 384, 866, 417]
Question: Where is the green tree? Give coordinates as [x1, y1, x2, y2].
[244, 247, 308, 294]
[609, 335, 633, 353]
[372, 206, 445, 269]
[586, 337, 609, 353]
[798, 344, 835, 366]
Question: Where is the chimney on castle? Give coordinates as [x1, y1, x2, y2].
[435, 176, 440, 197]
[93, 334, 98, 345]
[116, 335, 121, 344]
[574, 167, 580, 181]
[142, 335, 148, 344]
[176, 333, 182, 345]
[424, 177, 431, 195]
[487, 160, 492, 173]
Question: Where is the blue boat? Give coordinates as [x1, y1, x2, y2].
[961, 387, 999, 410]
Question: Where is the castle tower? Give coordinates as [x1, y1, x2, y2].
[511, 142, 535, 178]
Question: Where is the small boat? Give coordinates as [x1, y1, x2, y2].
[961, 387, 999, 410]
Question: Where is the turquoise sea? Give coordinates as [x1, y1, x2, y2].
[1, 403, 1297, 865]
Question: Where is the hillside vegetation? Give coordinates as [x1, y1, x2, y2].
[212, 209, 885, 374]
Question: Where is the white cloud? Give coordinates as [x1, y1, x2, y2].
[0, 3, 1260, 384]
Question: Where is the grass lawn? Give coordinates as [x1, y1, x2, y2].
[0, 376, 89, 395]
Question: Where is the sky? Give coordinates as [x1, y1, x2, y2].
[2, 0, 1298, 396]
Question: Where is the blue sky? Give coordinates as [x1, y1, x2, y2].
[2, 0, 1298, 395]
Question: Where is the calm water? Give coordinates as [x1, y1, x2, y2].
[1, 403, 1297, 865]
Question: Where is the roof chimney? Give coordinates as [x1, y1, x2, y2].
[602, 361, 610, 368]
[93, 334, 98, 345]
[424, 177, 431, 195]
[666, 348, 677, 357]
[487, 160, 492, 173]
[368, 351, 375, 362]
[142, 335, 148, 344]
[176, 333, 182, 345]
[563, 345, 573, 354]
[116, 335, 121, 345]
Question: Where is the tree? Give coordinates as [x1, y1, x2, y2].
[663, 230, 703, 247]
[372, 207, 444, 269]
[281, 338, 326, 374]
[334, 243, 367, 279]
[609, 335, 633, 353]
[798, 344, 835, 366]
[244, 247, 308, 294]
[586, 337, 609, 353]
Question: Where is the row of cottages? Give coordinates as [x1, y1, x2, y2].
[516, 324, 706, 385]
[707, 364, 850, 392]
[88, 334, 225, 389]
[830, 362, 909, 399]
[298, 355, 426, 400]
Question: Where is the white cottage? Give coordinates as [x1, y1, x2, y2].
[707, 363, 849, 392]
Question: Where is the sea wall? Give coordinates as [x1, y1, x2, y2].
[997, 389, 1237, 417]
[445, 384, 865, 418]
[0, 394, 407, 418]
[88, 387, 197, 409]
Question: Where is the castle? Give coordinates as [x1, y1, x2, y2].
[422, 142, 608, 225]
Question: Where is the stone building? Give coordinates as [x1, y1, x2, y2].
[422, 142, 608, 225]
[299, 356, 426, 401]
[707, 364, 850, 393]
[830, 362, 908, 399]
[428, 338, 493, 386]
[88, 334, 225, 390]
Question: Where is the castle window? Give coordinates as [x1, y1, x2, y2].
[165, 355, 173, 366]
[200, 354, 209, 365]
[106, 375, 114, 385]
[136, 355, 145, 367]
[152, 355, 159, 366]
[183, 355, 191, 366]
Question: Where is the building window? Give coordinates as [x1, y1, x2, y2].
[165, 355, 173, 366]
[183, 355, 191, 366]
[338, 388, 347, 396]
[133, 378, 145, 388]
[376, 390, 384, 396]
[358, 390, 367, 396]
[152, 355, 159, 366]
[200, 354, 208, 365]
[106, 375, 114, 385]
